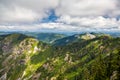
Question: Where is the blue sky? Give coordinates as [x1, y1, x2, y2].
[42, 9, 58, 23]
[0, 0, 120, 32]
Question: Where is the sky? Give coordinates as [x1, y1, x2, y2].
[0, 0, 120, 32]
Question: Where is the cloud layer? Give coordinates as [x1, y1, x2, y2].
[0, 0, 59, 24]
[0, 0, 120, 32]
[56, 0, 118, 17]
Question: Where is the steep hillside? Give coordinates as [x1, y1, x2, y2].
[0, 34, 120, 80]
[34, 35, 120, 80]
[0, 34, 51, 80]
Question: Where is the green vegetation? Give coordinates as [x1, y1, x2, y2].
[0, 33, 120, 80]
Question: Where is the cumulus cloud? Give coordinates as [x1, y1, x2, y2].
[0, 23, 76, 31]
[55, 0, 119, 17]
[0, 6, 39, 24]
[58, 16, 119, 29]
[0, 0, 120, 32]
[1, 17, 120, 32]
[0, 0, 59, 24]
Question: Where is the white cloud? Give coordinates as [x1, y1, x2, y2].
[0, 6, 39, 23]
[55, 0, 119, 17]
[0, 0, 59, 24]
[1, 17, 120, 32]
[58, 16, 119, 29]
[0, 0, 120, 32]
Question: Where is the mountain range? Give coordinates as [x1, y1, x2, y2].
[0, 32, 120, 80]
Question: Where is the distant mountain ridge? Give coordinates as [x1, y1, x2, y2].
[1, 31, 120, 44]
[24, 32, 66, 43]
[0, 32, 66, 44]
[52, 32, 110, 46]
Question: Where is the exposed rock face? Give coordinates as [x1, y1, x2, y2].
[1, 41, 12, 55]
[32, 73, 41, 80]
[0, 73, 7, 80]
[86, 33, 96, 39]
[43, 63, 49, 70]
[81, 33, 96, 40]
[51, 77, 57, 80]
[33, 46, 39, 53]
[110, 71, 118, 80]
[64, 54, 69, 61]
